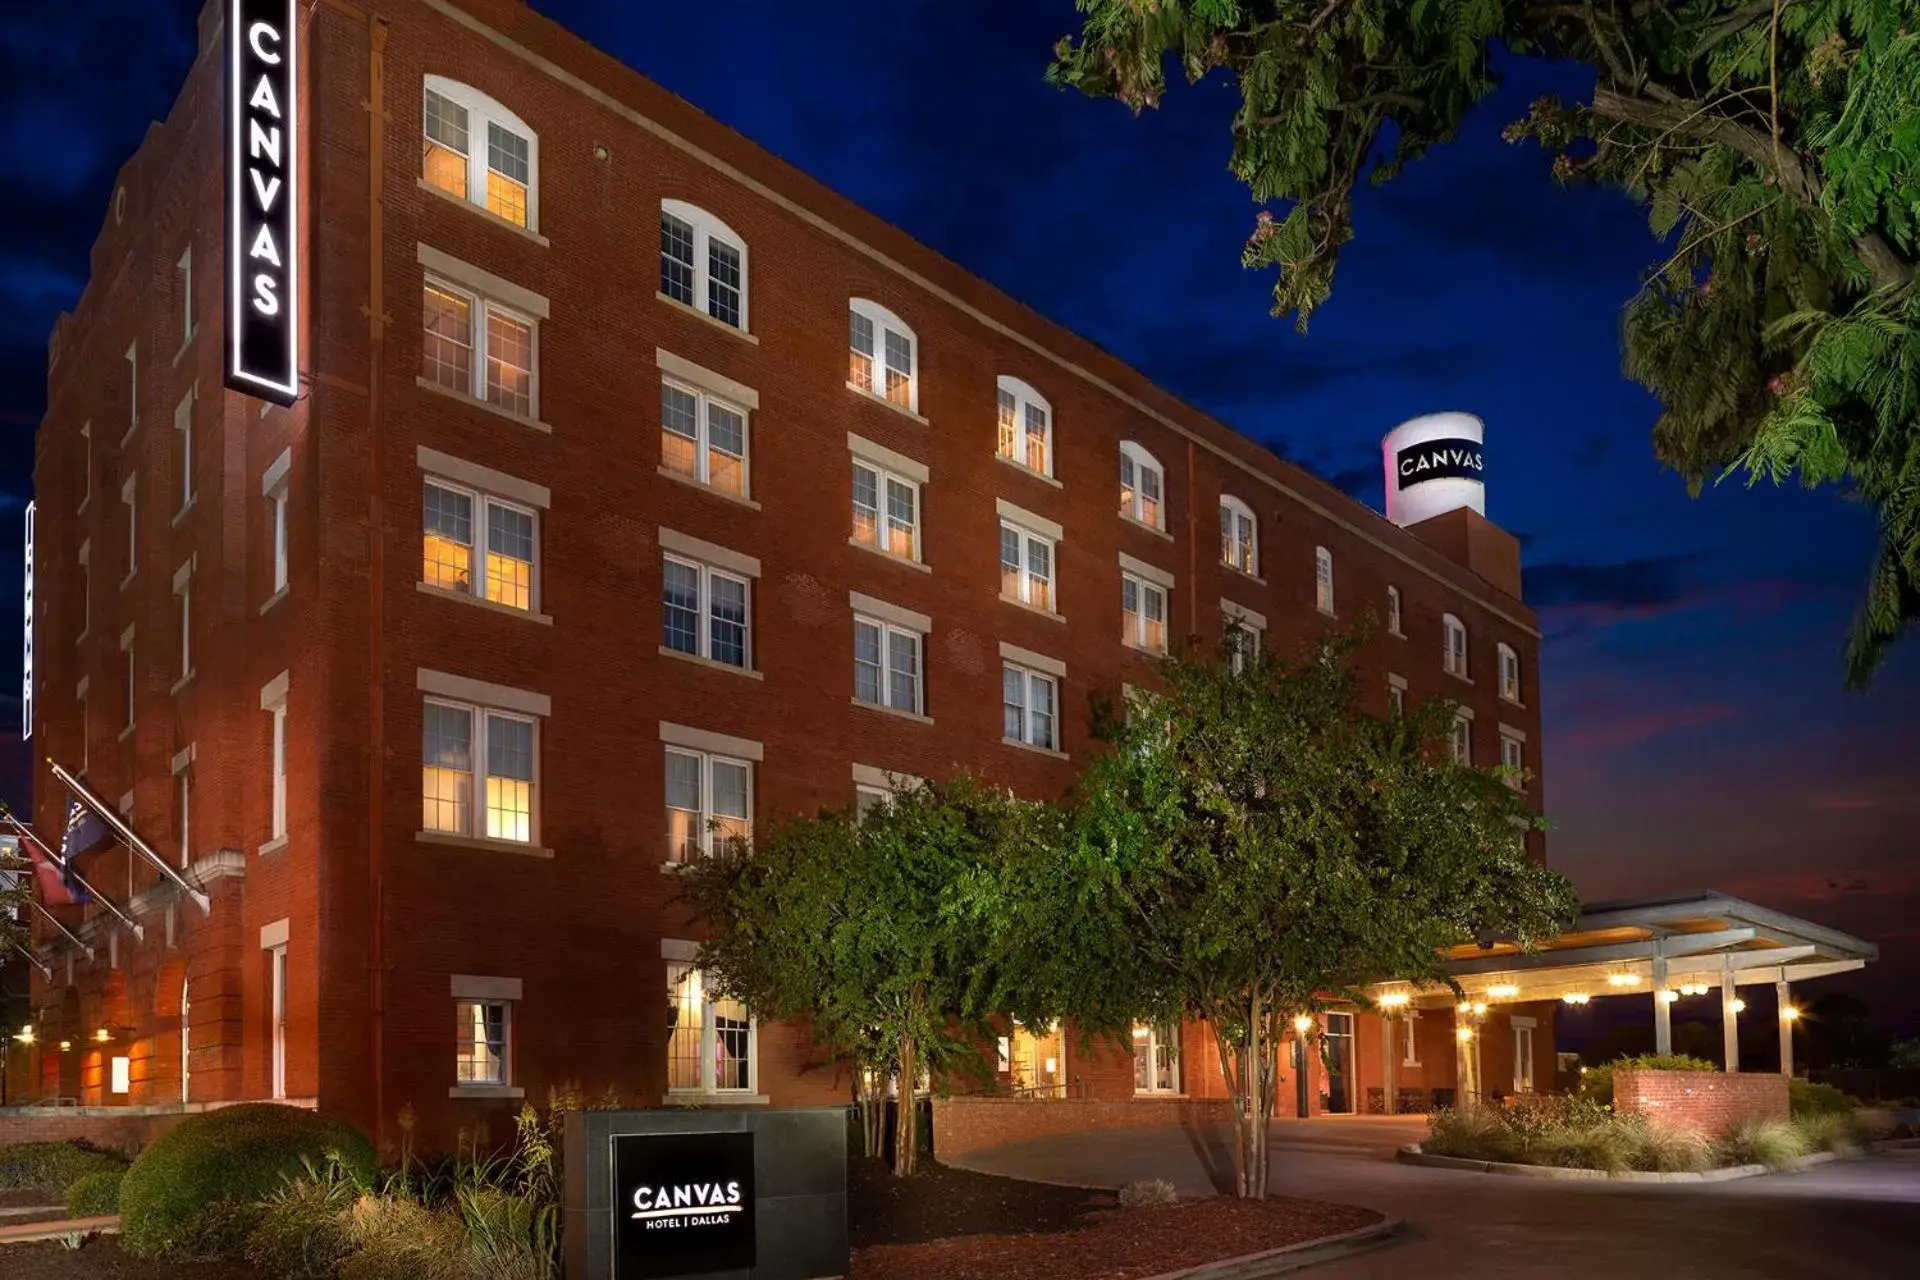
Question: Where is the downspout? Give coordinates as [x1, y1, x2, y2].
[365, 14, 391, 1152]
[1185, 440, 1198, 635]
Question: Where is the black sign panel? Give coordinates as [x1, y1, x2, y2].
[612, 1131, 755, 1279]
[225, 0, 299, 405]
[1395, 437, 1483, 488]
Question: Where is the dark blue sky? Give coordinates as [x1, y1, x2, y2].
[1, 1, 1914, 1030]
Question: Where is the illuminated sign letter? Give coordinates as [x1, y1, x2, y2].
[225, 0, 299, 406]
[21, 501, 33, 739]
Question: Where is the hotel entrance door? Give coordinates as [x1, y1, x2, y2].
[1323, 1012, 1356, 1114]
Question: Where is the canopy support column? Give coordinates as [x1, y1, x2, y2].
[1721, 952, 1740, 1072]
[1777, 980, 1793, 1078]
[1381, 1016, 1397, 1115]
[1652, 952, 1672, 1056]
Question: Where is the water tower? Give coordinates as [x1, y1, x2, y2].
[1382, 412, 1485, 528]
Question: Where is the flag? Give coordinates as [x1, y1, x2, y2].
[19, 828, 86, 907]
[62, 796, 111, 861]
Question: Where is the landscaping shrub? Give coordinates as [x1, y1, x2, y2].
[0, 1140, 128, 1193]
[1792, 1111, 1864, 1155]
[1117, 1179, 1178, 1208]
[244, 1169, 358, 1280]
[1718, 1117, 1812, 1170]
[337, 1193, 469, 1280]
[118, 1103, 377, 1260]
[1622, 1119, 1714, 1173]
[1789, 1079, 1859, 1118]
[1574, 1054, 1719, 1109]
[64, 1168, 125, 1217]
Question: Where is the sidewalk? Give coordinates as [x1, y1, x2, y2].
[0, 1214, 119, 1246]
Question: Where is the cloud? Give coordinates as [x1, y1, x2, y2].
[1526, 554, 1696, 609]
[1560, 702, 1738, 751]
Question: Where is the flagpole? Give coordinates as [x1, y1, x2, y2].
[0, 809, 144, 941]
[6, 938, 53, 981]
[28, 899, 93, 960]
[49, 761, 211, 916]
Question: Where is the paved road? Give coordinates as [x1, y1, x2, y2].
[956, 1119, 1920, 1278]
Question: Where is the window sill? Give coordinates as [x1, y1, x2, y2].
[1132, 1091, 1188, 1100]
[848, 538, 931, 573]
[1122, 640, 1168, 660]
[259, 588, 289, 616]
[415, 830, 555, 859]
[1000, 595, 1065, 624]
[258, 836, 289, 857]
[170, 670, 196, 696]
[1120, 513, 1174, 543]
[1001, 737, 1068, 761]
[663, 1092, 769, 1107]
[170, 498, 195, 529]
[851, 697, 933, 727]
[1317, 606, 1336, 619]
[654, 291, 760, 344]
[118, 724, 135, 743]
[1500, 695, 1525, 709]
[1445, 669, 1475, 686]
[659, 646, 763, 680]
[1389, 628, 1406, 640]
[995, 454, 1062, 489]
[449, 1083, 526, 1100]
[1221, 564, 1266, 586]
[417, 176, 552, 246]
[659, 860, 696, 875]
[414, 376, 552, 434]
[415, 581, 554, 625]
[846, 381, 928, 425]
[656, 465, 761, 510]
[119, 570, 137, 593]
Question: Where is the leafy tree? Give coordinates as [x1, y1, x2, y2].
[997, 631, 1576, 1198]
[1049, 1, 1920, 685]
[677, 776, 1052, 1176]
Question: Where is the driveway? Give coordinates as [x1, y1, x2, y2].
[954, 1121, 1920, 1278]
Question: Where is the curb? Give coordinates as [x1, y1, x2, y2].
[1141, 1216, 1405, 1280]
[0, 1214, 120, 1246]
[1395, 1144, 1842, 1182]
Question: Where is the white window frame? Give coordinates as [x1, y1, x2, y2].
[269, 942, 287, 1100]
[120, 475, 137, 584]
[1402, 1013, 1421, 1067]
[270, 702, 287, 839]
[120, 625, 136, 731]
[1450, 712, 1472, 766]
[1500, 731, 1525, 788]
[420, 697, 540, 845]
[663, 748, 755, 863]
[998, 520, 1056, 613]
[77, 541, 90, 640]
[659, 374, 752, 498]
[661, 553, 752, 670]
[1443, 613, 1469, 678]
[1387, 585, 1404, 637]
[420, 76, 540, 232]
[1497, 643, 1522, 703]
[659, 199, 748, 331]
[124, 342, 138, 442]
[177, 246, 194, 347]
[173, 747, 192, 869]
[1512, 1017, 1536, 1093]
[1122, 572, 1169, 653]
[1118, 441, 1165, 530]
[1132, 1022, 1182, 1095]
[851, 459, 922, 562]
[995, 375, 1052, 477]
[1388, 673, 1407, 717]
[666, 961, 759, 1097]
[1002, 662, 1059, 751]
[173, 388, 196, 513]
[1220, 495, 1258, 576]
[79, 422, 91, 510]
[848, 298, 917, 412]
[1314, 545, 1334, 615]
[421, 274, 540, 420]
[421, 476, 541, 613]
[455, 998, 512, 1086]
[853, 614, 925, 716]
[1224, 613, 1263, 675]
[173, 562, 193, 682]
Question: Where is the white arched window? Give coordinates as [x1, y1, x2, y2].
[1443, 613, 1468, 678]
[1314, 546, 1334, 614]
[848, 299, 917, 411]
[421, 76, 538, 231]
[996, 376, 1052, 476]
[1220, 495, 1258, 576]
[660, 200, 748, 331]
[1119, 442, 1164, 529]
[1497, 642, 1521, 702]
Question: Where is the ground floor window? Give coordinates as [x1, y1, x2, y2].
[1512, 1017, 1536, 1093]
[1132, 1022, 1181, 1094]
[268, 944, 287, 1100]
[456, 1000, 510, 1085]
[667, 963, 756, 1095]
[1007, 1022, 1064, 1097]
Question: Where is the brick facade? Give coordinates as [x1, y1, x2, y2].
[1613, 1069, 1789, 1137]
[21, 0, 1543, 1154]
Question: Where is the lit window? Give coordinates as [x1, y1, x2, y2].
[1450, 714, 1472, 765]
[1118, 442, 1164, 529]
[662, 554, 751, 669]
[1133, 1022, 1181, 1094]
[455, 1000, 509, 1084]
[851, 461, 920, 562]
[659, 201, 748, 330]
[995, 376, 1052, 476]
[1387, 586, 1403, 636]
[667, 962, 756, 1094]
[268, 695, 287, 840]
[1402, 1015, 1421, 1067]
[1001, 664, 1058, 751]
[1498, 643, 1522, 702]
[1220, 496, 1258, 575]
[848, 299, 917, 411]
[854, 616, 923, 715]
[421, 699, 537, 844]
[421, 78, 538, 231]
[269, 944, 287, 1099]
[1315, 546, 1334, 615]
[1501, 733, 1525, 787]
[1223, 613, 1261, 675]
[664, 749, 752, 862]
[660, 378, 749, 498]
[421, 479, 537, 612]
[1443, 614, 1469, 678]
[1122, 573, 1168, 653]
[999, 521, 1055, 612]
[421, 278, 537, 419]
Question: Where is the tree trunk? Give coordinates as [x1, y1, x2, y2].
[892, 1035, 918, 1177]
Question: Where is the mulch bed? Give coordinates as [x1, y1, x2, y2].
[0, 1189, 62, 1210]
[0, 1235, 256, 1280]
[849, 1158, 1383, 1280]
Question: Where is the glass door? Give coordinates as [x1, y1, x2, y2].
[1323, 1012, 1355, 1114]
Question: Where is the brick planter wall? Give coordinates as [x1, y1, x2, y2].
[933, 1096, 1234, 1161]
[1613, 1070, 1788, 1137]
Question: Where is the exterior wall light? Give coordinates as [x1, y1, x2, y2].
[58, 1040, 71, 1053]
[1561, 993, 1590, 1005]
[1487, 984, 1519, 999]
[1456, 1001, 1472, 1014]
[1471, 1002, 1488, 1016]
[1781, 1006, 1801, 1022]
[1679, 983, 1709, 997]
[1729, 998, 1747, 1014]
[94, 1028, 112, 1043]
[1456, 1027, 1474, 1042]
[1658, 990, 1679, 1004]
[1606, 973, 1642, 988]
[12, 1025, 32, 1044]
[1377, 992, 1410, 1010]
[1293, 1014, 1314, 1034]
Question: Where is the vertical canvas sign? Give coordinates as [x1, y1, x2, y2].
[226, 0, 300, 405]
[21, 500, 33, 739]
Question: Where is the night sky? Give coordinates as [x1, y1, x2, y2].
[1, 2, 1914, 1033]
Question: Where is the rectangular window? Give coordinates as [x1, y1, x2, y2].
[177, 247, 194, 345]
[1512, 1022, 1535, 1093]
[1443, 616, 1469, 678]
[423, 87, 470, 200]
[855, 785, 890, 820]
[1451, 715, 1472, 766]
[173, 391, 195, 511]
[851, 462, 919, 561]
[485, 121, 531, 228]
[421, 479, 537, 612]
[1315, 547, 1334, 615]
[1133, 1022, 1181, 1094]
[125, 343, 138, 438]
[121, 477, 136, 581]
[421, 699, 537, 844]
[999, 522, 1054, 612]
[1498, 646, 1522, 702]
[271, 489, 289, 594]
[661, 554, 751, 669]
[1002, 663, 1058, 751]
[421, 279, 537, 419]
[667, 963, 755, 1094]
[1388, 678, 1406, 717]
[707, 239, 742, 329]
[1122, 574, 1168, 653]
[1387, 586, 1403, 636]
[664, 749, 752, 862]
[123, 635, 136, 730]
[854, 616, 923, 715]
[1224, 615, 1261, 675]
[176, 576, 191, 680]
[270, 703, 287, 839]
[660, 209, 696, 306]
[1500, 734, 1524, 788]
[269, 943, 287, 1100]
[456, 1000, 509, 1084]
[660, 379, 748, 498]
[177, 769, 191, 869]
[80, 423, 91, 509]
[1402, 1017, 1420, 1067]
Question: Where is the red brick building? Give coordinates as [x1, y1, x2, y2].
[17, 0, 1549, 1151]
